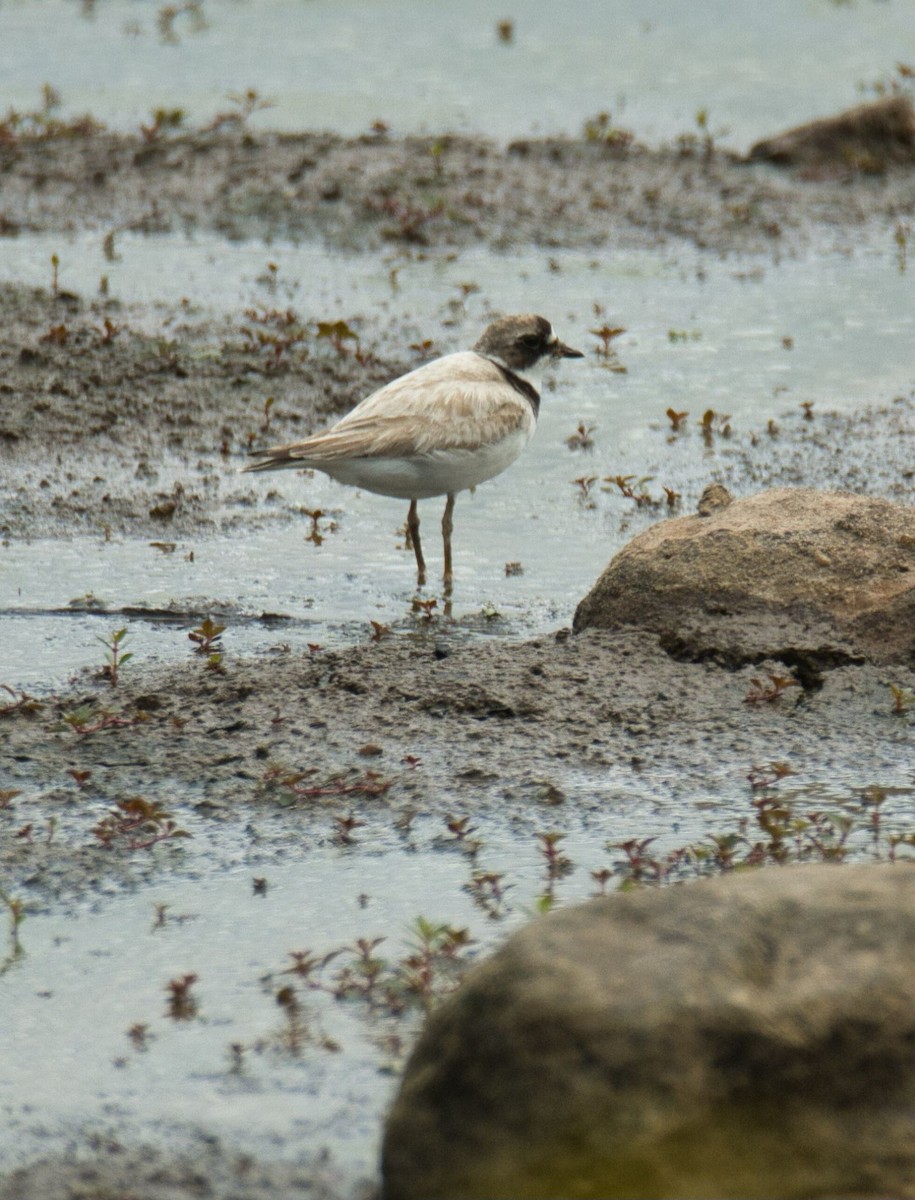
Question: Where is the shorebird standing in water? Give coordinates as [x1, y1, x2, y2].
[244, 314, 583, 592]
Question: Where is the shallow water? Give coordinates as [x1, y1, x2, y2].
[2, 234, 914, 689]
[3, 6, 915, 1185]
[4, 785, 911, 1174]
[3, 0, 913, 147]
[0, 809, 692, 1172]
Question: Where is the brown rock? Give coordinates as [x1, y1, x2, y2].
[382, 864, 915, 1200]
[572, 487, 915, 668]
[696, 482, 732, 516]
[749, 95, 915, 169]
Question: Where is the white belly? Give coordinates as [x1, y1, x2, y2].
[313, 427, 532, 500]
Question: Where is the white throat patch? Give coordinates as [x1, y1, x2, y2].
[509, 358, 550, 398]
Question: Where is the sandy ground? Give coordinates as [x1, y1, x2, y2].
[2, 126, 915, 1199]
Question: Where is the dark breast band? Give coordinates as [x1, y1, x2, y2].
[494, 364, 540, 418]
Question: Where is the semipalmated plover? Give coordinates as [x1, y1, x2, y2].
[244, 313, 583, 591]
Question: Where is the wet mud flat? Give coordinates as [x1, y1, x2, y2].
[4, 512, 915, 1199]
[2, 127, 915, 1199]
[2, 126, 915, 254]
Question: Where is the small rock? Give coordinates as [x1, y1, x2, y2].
[696, 482, 732, 516]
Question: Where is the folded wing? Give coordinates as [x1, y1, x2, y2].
[244, 352, 532, 470]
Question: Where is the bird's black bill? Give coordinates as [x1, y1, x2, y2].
[554, 341, 585, 359]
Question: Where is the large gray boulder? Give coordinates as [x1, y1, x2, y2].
[573, 487, 915, 670]
[382, 864, 915, 1200]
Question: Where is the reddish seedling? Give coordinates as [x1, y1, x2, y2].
[747, 761, 795, 791]
[260, 766, 392, 805]
[590, 324, 627, 372]
[331, 813, 365, 846]
[744, 671, 801, 704]
[536, 831, 574, 882]
[565, 422, 596, 451]
[188, 617, 225, 655]
[316, 319, 359, 356]
[165, 973, 198, 1020]
[92, 797, 191, 851]
[463, 870, 510, 919]
[0, 685, 42, 717]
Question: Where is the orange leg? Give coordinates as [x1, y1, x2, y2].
[442, 493, 455, 595]
[407, 499, 426, 587]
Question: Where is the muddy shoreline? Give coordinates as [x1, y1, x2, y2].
[3, 127, 914, 255]
[2, 127, 915, 1199]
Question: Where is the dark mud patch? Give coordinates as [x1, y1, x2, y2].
[0, 1139, 367, 1200]
[1, 129, 914, 254]
[3, 624, 913, 907]
[0, 281, 413, 538]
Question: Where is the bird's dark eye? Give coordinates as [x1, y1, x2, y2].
[520, 334, 541, 349]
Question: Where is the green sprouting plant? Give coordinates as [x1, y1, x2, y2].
[331, 813, 365, 846]
[96, 627, 132, 686]
[302, 508, 333, 546]
[188, 617, 225, 655]
[140, 106, 185, 141]
[330, 920, 473, 1013]
[329, 936, 389, 1005]
[603, 780, 915, 892]
[0, 88, 104, 144]
[396, 917, 473, 1009]
[582, 111, 634, 148]
[316, 319, 359, 356]
[370, 194, 446, 244]
[410, 597, 438, 622]
[674, 108, 726, 159]
[62, 704, 143, 735]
